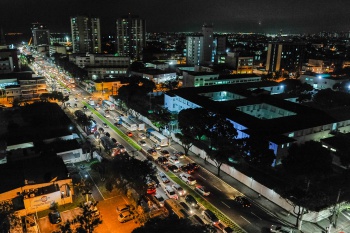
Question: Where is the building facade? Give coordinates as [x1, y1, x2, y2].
[31, 23, 50, 46]
[265, 42, 306, 73]
[70, 16, 101, 53]
[115, 15, 146, 60]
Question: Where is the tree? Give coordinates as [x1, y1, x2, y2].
[282, 141, 332, 178]
[132, 215, 211, 233]
[175, 132, 194, 156]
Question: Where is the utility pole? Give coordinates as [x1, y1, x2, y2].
[332, 189, 341, 228]
[298, 179, 310, 230]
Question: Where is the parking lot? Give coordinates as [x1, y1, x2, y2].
[38, 208, 82, 233]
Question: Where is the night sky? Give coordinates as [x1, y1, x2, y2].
[1, 0, 350, 35]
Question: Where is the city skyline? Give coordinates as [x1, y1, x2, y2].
[1, 0, 350, 35]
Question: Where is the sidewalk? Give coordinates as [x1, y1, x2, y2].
[168, 143, 344, 233]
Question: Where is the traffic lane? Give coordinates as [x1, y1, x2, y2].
[186, 163, 277, 232]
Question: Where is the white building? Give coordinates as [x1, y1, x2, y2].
[300, 73, 349, 90]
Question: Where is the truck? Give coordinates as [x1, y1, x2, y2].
[102, 100, 115, 110]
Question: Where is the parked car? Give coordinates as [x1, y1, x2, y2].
[179, 173, 196, 185]
[195, 185, 210, 196]
[48, 211, 62, 224]
[118, 210, 134, 223]
[234, 196, 251, 208]
[270, 225, 297, 233]
[116, 204, 130, 214]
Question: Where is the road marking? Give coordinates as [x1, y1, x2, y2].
[221, 201, 231, 208]
[277, 219, 285, 224]
[213, 185, 222, 191]
[198, 174, 207, 180]
[251, 212, 262, 220]
[240, 215, 251, 224]
[86, 171, 105, 200]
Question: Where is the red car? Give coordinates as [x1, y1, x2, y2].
[126, 132, 133, 137]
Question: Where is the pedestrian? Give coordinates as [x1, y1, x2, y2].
[258, 193, 261, 199]
[204, 157, 207, 164]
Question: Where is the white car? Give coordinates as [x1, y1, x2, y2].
[172, 183, 186, 196]
[169, 155, 179, 164]
[195, 185, 210, 196]
[158, 172, 170, 183]
[139, 133, 146, 139]
[270, 225, 295, 233]
[179, 173, 196, 185]
[139, 140, 147, 146]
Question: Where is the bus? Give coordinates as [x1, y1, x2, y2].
[120, 117, 137, 131]
[149, 131, 168, 147]
[164, 199, 187, 219]
[102, 100, 115, 110]
[129, 117, 145, 131]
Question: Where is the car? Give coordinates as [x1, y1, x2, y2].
[126, 132, 133, 137]
[153, 144, 161, 150]
[114, 122, 121, 127]
[103, 123, 108, 128]
[147, 148, 157, 156]
[195, 185, 210, 196]
[98, 127, 104, 134]
[156, 156, 168, 165]
[168, 164, 180, 173]
[192, 214, 205, 225]
[234, 196, 251, 208]
[270, 225, 295, 233]
[116, 204, 130, 214]
[139, 133, 146, 139]
[202, 209, 219, 224]
[160, 150, 170, 156]
[83, 106, 87, 110]
[74, 98, 78, 102]
[172, 183, 186, 196]
[174, 151, 185, 158]
[104, 112, 110, 118]
[180, 202, 193, 214]
[48, 211, 62, 224]
[118, 144, 126, 153]
[118, 210, 134, 223]
[179, 173, 196, 185]
[74, 103, 78, 108]
[111, 138, 117, 143]
[180, 164, 194, 174]
[105, 132, 110, 137]
[158, 172, 170, 183]
[168, 155, 179, 164]
[163, 185, 178, 200]
[185, 194, 199, 208]
[83, 97, 87, 100]
[66, 102, 71, 107]
[139, 140, 147, 146]
[152, 194, 165, 207]
[187, 163, 199, 170]
[223, 226, 234, 233]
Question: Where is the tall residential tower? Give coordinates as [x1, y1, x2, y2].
[31, 23, 50, 46]
[115, 15, 146, 60]
[70, 16, 101, 54]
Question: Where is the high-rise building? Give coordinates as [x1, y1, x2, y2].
[202, 24, 213, 64]
[186, 24, 214, 66]
[265, 42, 306, 73]
[115, 15, 146, 60]
[31, 23, 50, 46]
[70, 16, 101, 54]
